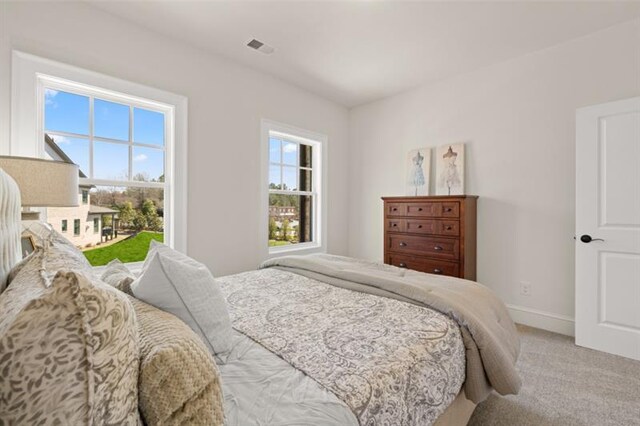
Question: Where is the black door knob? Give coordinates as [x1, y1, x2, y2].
[580, 234, 604, 243]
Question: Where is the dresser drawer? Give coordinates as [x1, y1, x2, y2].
[440, 202, 460, 218]
[405, 202, 460, 218]
[405, 219, 436, 234]
[386, 218, 405, 232]
[406, 202, 440, 217]
[438, 220, 460, 236]
[386, 203, 406, 216]
[404, 219, 460, 236]
[388, 254, 460, 277]
[387, 234, 460, 260]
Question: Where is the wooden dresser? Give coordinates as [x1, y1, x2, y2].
[382, 195, 477, 280]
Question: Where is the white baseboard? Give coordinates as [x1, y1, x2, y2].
[506, 304, 575, 337]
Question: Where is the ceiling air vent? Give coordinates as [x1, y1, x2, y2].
[246, 38, 274, 55]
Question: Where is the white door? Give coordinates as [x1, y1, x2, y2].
[576, 97, 640, 361]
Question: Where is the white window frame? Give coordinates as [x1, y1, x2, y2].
[261, 119, 327, 258]
[10, 51, 188, 259]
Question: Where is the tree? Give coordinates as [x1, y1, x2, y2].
[118, 201, 135, 230]
[148, 215, 163, 232]
[269, 217, 277, 240]
[142, 199, 163, 232]
[141, 199, 156, 216]
[132, 211, 147, 232]
[282, 219, 290, 241]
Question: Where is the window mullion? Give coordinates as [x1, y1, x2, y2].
[92, 136, 134, 145]
[269, 190, 314, 196]
[89, 96, 94, 178]
[279, 139, 284, 190]
[80, 178, 163, 189]
[128, 105, 134, 180]
[296, 142, 300, 191]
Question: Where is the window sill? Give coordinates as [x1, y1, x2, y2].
[268, 242, 325, 257]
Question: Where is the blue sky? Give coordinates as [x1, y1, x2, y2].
[269, 137, 298, 190]
[45, 89, 165, 181]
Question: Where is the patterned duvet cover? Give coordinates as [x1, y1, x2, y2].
[217, 268, 465, 426]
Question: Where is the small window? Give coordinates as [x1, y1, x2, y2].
[94, 217, 100, 233]
[82, 190, 89, 204]
[74, 219, 81, 236]
[61, 219, 68, 232]
[264, 121, 324, 254]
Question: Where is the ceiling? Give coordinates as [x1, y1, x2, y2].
[90, 1, 640, 107]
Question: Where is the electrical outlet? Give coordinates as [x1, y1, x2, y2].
[520, 281, 531, 296]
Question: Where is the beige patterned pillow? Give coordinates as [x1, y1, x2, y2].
[129, 295, 225, 426]
[21, 220, 88, 256]
[101, 258, 136, 294]
[7, 224, 93, 288]
[0, 250, 142, 425]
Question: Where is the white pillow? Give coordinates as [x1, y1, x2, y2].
[131, 241, 232, 359]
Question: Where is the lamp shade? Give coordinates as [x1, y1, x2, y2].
[0, 156, 79, 207]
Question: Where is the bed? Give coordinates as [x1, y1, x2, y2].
[0, 223, 520, 425]
[215, 254, 522, 426]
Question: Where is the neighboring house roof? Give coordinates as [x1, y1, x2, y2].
[88, 206, 119, 215]
[44, 134, 88, 178]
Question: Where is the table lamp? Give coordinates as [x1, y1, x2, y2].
[0, 156, 79, 289]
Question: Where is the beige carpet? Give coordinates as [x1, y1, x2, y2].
[468, 325, 640, 426]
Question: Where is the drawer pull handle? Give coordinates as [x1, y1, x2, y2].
[445, 208, 452, 212]
[417, 225, 423, 229]
[392, 207, 398, 211]
[433, 268, 443, 274]
[399, 242, 407, 247]
[446, 226, 452, 230]
[418, 207, 423, 211]
[392, 223, 397, 227]
[434, 246, 443, 251]
[399, 263, 407, 268]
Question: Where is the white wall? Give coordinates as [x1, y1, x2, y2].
[0, 2, 350, 276]
[348, 19, 640, 335]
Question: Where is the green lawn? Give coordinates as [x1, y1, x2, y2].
[84, 231, 164, 266]
[269, 239, 292, 247]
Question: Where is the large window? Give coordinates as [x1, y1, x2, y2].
[39, 76, 172, 266]
[263, 121, 325, 254]
[12, 52, 187, 265]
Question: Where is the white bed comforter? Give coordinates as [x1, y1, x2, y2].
[219, 330, 358, 426]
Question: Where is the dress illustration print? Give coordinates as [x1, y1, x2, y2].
[438, 146, 462, 195]
[410, 151, 426, 196]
